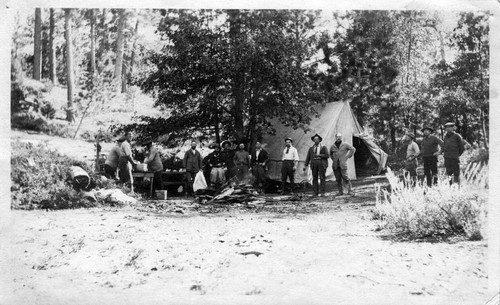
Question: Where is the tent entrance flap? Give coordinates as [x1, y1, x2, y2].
[353, 136, 380, 177]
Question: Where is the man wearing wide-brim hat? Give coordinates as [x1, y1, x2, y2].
[281, 137, 299, 194]
[420, 126, 444, 187]
[403, 132, 420, 184]
[442, 121, 465, 184]
[304, 133, 329, 196]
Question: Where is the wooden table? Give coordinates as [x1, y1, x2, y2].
[162, 171, 187, 196]
[132, 171, 155, 197]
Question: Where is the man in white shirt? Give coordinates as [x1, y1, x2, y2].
[118, 132, 137, 188]
[404, 132, 420, 184]
[281, 137, 299, 194]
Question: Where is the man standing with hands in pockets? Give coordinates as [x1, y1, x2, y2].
[304, 134, 329, 197]
[330, 133, 356, 196]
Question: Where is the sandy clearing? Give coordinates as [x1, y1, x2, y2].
[0, 204, 490, 305]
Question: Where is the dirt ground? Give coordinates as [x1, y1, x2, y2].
[2, 131, 494, 305]
[1, 192, 491, 305]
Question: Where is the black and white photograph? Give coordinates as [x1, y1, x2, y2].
[1, 0, 499, 304]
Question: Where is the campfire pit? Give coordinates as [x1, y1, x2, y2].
[196, 183, 302, 207]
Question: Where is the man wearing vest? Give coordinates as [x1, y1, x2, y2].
[420, 126, 444, 187]
[250, 141, 269, 194]
[330, 133, 356, 196]
[206, 143, 225, 187]
[304, 134, 329, 197]
[442, 122, 465, 184]
[281, 137, 299, 194]
[183, 141, 203, 196]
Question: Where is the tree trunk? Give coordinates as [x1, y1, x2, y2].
[33, 8, 42, 81]
[405, 18, 413, 85]
[64, 9, 74, 122]
[128, 19, 140, 89]
[426, 23, 446, 64]
[228, 11, 245, 142]
[435, 28, 446, 64]
[214, 99, 221, 144]
[114, 9, 126, 88]
[49, 9, 57, 84]
[121, 62, 127, 93]
[89, 9, 96, 76]
[389, 121, 396, 153]
[481, 108, 488, 149]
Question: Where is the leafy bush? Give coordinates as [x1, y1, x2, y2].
[11, 110, 48, 131]
[11, 141, 101, 209]
[39, 100, 57, 119]
[374, 168, 487, 240]
[11, 82, 25, 113]
[40, 120, 74, 138]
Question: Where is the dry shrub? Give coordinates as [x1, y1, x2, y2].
[11, 140, 123, 210]
[375, 168, 487, 240]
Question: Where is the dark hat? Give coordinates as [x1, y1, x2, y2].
[444, 122, 455, 127]
[406, 132, 416, 139]
[116, 135, 126, 142]
[284, 137, 293, 143]
[421, 126, 434, 133]
[311, 133, 323, 142]
[221, 140, 232, 148]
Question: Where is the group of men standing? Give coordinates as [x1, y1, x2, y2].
[183, 140, 270, 195]
[302, 133, 356, 197]
[106, 120, 466, 198]
[182, 132, 356, 197]
[403, 121, 465, 186]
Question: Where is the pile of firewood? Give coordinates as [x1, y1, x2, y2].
[197, 183, 302, 206]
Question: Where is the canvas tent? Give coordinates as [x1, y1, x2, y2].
[262, 101, 388, 183]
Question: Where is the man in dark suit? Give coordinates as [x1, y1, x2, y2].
[250, 141, 269, 193]
[182, 140, 202, 195]
[221, 140, 236, 181]
[304, 134, 329, 197]
[442, 122, 465, 184]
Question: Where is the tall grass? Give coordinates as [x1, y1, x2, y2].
[374, 166, 487, 240]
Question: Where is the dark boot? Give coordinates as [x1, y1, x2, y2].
[290, 182, 294, 194]
[280, 182, 286, 194]
[336, 181, 343, 196]
[346, 181, 353, 195]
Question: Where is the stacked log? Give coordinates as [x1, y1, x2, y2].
[197, 183, 301, 206]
